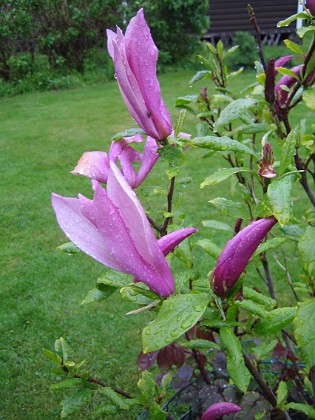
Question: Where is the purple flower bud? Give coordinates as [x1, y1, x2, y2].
[307, 0, 315, 16]
[201, 402, 242, 420]
[265, 59, 275, 103]
[107, 9, 172, 141]
[211, 217, 277, 297]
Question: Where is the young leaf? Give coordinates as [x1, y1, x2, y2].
[285, 402, 315, 418]
[61, 388, 93, 418]
[277, 12, 310, 28]
[189, 70, 212, 85]
[189, 136, 256, 156]
[283, 39, 304, 55]
[254, 307, 297, 336]
[120, 284, 158, 305]
[58, 242, 80, 254]
[298, 226, 315, 278]
[276, 381, 288, 408]
[252, 237, 287, 259]
[111, 128, 145, 141]
[294, 299, 315, 371]
[51, 378, 82, 390]
[235, 300, 269, 319]
[209, 197, 242, 216]
[82, 283, 117, 304]
[102, 387, 137, 411]
[219, 327, 251, 393]
[43, 348, 63, 365]
[180, 339, 220, 350]
[192, 239, 222, 259]
[142, 293, 209, 353]
[279, 128, 299, 176]
[243, 287, 276, 309]
[201, 167, 251, 188]
[201, 220, 233, 232]
[303, 87, 315, 111]
[149, 402, 167, 419]
[137, 371, 159, 402]
[215, 98, 258, 128]
[267, 175, 294, 226]
[97, 268, 132, 288]
[55, 337, 70, 362]
[158, 145, 185, 167]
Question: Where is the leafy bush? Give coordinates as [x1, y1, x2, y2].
[225, 31, 258, 69]
[126, 0, 210, 65]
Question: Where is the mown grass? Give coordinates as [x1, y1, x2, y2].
[0, 69, 312, 418]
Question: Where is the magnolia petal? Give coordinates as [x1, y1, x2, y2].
[201, 402, 242, 420]
[51, 192, 129, 271]
[119, 145, 141, 188]
[136, 136, 159, 187]
[125, 9, 172, 139]
[71, 151, 109, 183]
[274, 55, 293, 74]
[158, 228, 198, 256]
[107, 162, 174, 295]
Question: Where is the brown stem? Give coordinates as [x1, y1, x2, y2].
[185, 332, 210, 385]
[248, 4, 266, 71]
[294, 151, 315, 207]
[161, 176, 176, 236]
[73, 374, 133, 399]
[260, 252, 276, 301]
[243, 352, 277, 406]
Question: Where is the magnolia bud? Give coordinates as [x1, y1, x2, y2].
[307, 0, 315, 16]
[265, 59, 275, 103]
[258, 142, 276, 179]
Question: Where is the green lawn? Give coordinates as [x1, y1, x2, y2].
[0, 69, 311, 418]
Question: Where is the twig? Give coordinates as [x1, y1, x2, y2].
[272, 251, 299, 302]
[185, 332, 210, 385]
[72, 374, 133, 399]
[161, 176, 176, 236]
[260, 252, 276, 301]
[243, 352, 277, 406]
[248, 4, 266, 71]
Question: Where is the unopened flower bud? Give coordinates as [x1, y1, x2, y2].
[258, 142, 276, 179]
[307, 0, 315, 16]
[201, 402, 242, 420]
[265, 59, 275, 103]
[211, 217, 277, 297]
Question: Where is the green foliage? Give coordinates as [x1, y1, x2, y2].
[127, 0, 209, 65]
[225, 32, 258, 69]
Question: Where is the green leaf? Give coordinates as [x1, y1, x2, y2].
[97, 268, 132, 288]
[51, 378, 82, 390]
[43, 348, 62, 365]
[174, 241, 193, 268]
[276, 381, 288, 408]
[209, 197, 242, 216]
[303, 87, 315, 111]
[215, 98, 258, 128]
[252, 339, 278, 361]
[227, 67, 243, 80]
[297, 25, 315, 38]
[175, 95, 198, 107]
[142, 293, 209, 353]
[158, 145, 185, 167]
[252, 237, 287, 259]
[234, 122, 272, 135]
[298, 226, 315, 278]
[61, 388, 93, 418]
[254, 307, 297, 336]
[219, 327, 250, 392]
[192, 239, 222, 259]
[137, 371, 159, 402]
[57, 242, 80, 254]
[267, 175, 294, 226]
[280, 127, 299, 176]
[180, 339, 220, 350]
[55, 337, 70, 362]
[111, 128, 145, 141]
[276, 67, 300, 79]
[189, 136, 256, 156]
[243, 287, 276, 309]
[149, 402, 167, 419]
[120, 283, 158, 305]
[82, 285, 116, 305]
[102, 387, 137, 411]
[294, 299, 315, 371]
[286, 402, 315, 419]
[201, 220, 233, 232]
[235, 300, 269, 318]
[201, 167, 251, 188]
[277, 12, 310, 28]
[189, 70, 212, 84]
[283, 39, 304, 55]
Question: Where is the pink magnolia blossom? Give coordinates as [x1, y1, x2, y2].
[107, 9, 172, 141]
[52, 162, 197, 297]
[211, 217, 277, 297]
[71, 135, 159, 188]
[201, 402, 242, 420]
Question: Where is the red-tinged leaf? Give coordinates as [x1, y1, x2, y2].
[137, 351, 157, 371]
[196, 326, 216, 342]
[157, 344, 185, 370]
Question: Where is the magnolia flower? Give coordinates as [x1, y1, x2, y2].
[201, 402, 242, 420]
[307, 0, 315, 16]
[265, 56, 293, 103]
[71, 135, 159, 188]
[52, 162, 197, 297]
[211, 217, 277, 297]
[107, 9, 172, 141]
